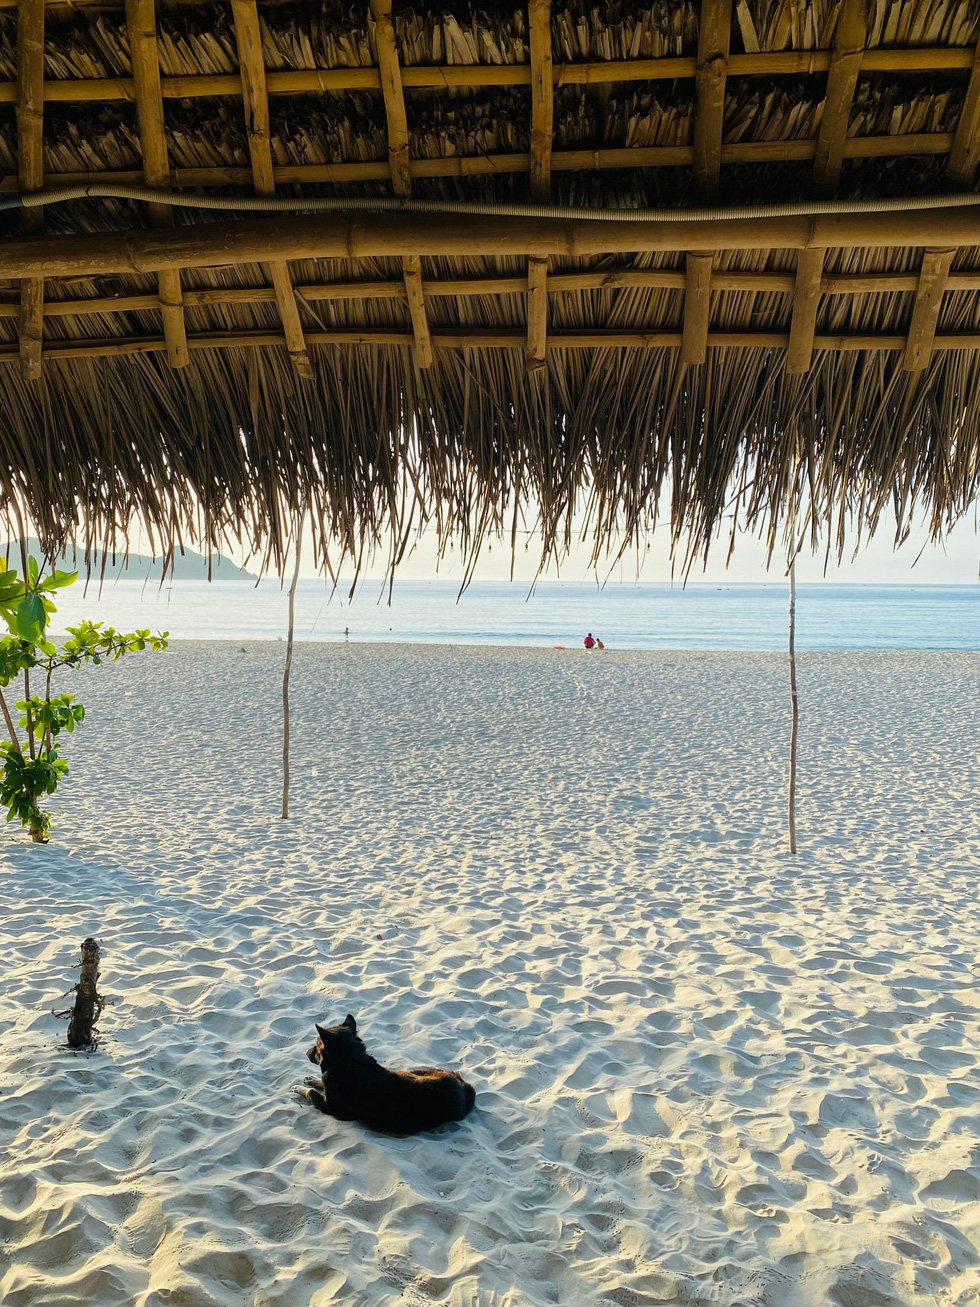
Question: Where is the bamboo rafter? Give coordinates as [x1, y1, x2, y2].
[949, 36, 980, 185]
[784, 0, 866, 374]
[14, 265, 980, 321]
[7, 326, 980, 366]
[125, 0, 188, 369]
[527, 0, 553, 370]
[904, 248, 957, 371]
[1, 46, 979, 108]
[681, 253, 712, 366]
[813, 0, 868, 195]
[786, 248, 824, 375]
[693, 0, 732, 198]
[370, 0, 432, 370]
[16, 0, 44, 382]
[230, 0, 312, 379]
[0, 132, 958, 200]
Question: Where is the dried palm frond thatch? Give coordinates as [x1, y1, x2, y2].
[2, 0, 980, 577]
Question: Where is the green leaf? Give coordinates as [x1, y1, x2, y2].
[27, 557, 39, 588]
[39, 569, 78, 592]
[15, 593, 45, 644]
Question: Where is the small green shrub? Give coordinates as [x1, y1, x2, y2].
[0, 557, 168, 842]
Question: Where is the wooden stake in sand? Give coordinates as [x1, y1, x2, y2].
[281, 508, 305, 820]
[788, 559, 799, 854]
[66, 937, 104, 1048]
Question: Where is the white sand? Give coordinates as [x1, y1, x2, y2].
[0, 643, 978, 1306]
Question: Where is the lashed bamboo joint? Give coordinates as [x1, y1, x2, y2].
[0, 0, 978, 575]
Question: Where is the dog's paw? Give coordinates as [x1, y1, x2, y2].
[291, 1084, 313, 1104]
[303, 1076, 322, 1089]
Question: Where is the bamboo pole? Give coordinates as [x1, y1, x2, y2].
[230, 0, 312, 379]
[949, 37, 980, 186]
[5, 205, 980, 281]
[680, 253, 712, 365]
[786, 248, 824, 374]
[16, 0, 44, 382]
[369, 0, 433, 369]
[402, 255, 434, 369]
[788, 559, 799, 855]
[527, 0, 553, 369]
[370, 0, 411, 196]
[529, 0, 554, 202]
[11, 266, 980, 322]
[813, 0, 867, 195]
[9, 324, 980, 365]
[281, 510, 304, 821]
[126, 0, 189, 369]
[904, 248, 957, 371]
[693, 0, 732, 198]
[0, 44, 976, 103]
[0, 129, 954, 198]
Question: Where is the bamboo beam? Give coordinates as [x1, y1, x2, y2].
[8, 325, 980, 365]
[6, 206, 980, 282]
[949, 38, 980, 185]
[681, 253, 712, 365]
[0, 45, 975, 105]
[693, 0, 732, 198]
[785, 248, 824, 374]
[125, 0, 188, 369]
[527, 0, 552, 368]
[402, 255, 433, 369]
[369, 0, 432, 370]
[231, 0, 312, 378]
[526, 256, 549, 371]
[903, 248, 956, 371]
[529, 0, 554, 202]
[16, 0, 44, 381]
[813, 0, 867, 194]
[949, 39, 980, 184]
[0, 131, 955, 200]
[370, 0, 411, 196]
[12, 265, 980, 321]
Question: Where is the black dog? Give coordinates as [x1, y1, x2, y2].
[297, 1014, 476, 1134]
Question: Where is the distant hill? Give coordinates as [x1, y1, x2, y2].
[3, 540, 257, 582]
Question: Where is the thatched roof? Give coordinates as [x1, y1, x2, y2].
[2, 0, 980, 573]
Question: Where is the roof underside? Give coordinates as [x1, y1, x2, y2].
[1, 0, 980, 571]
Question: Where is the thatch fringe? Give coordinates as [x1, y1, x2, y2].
[2, 338, 977, 577]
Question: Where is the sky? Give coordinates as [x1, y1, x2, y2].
[282, 507, 980, 586]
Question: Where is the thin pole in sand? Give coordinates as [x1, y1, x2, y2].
[281, 507, 305, 820]
[787, 557, 799, 854]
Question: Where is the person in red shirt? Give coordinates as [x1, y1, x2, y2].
[584, 633, 595, 649]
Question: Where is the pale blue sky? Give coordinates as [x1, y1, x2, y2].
[288, 507, 980, 585]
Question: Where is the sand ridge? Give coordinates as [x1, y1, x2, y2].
[0, 644, 978, 1305]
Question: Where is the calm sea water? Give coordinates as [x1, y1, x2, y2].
[48, 579, 978, 651]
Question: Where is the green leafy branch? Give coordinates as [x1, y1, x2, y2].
[0, 555, 168, 841]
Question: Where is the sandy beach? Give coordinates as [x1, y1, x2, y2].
[0, 642, 978, 1306]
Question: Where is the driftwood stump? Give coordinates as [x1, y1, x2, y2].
[66, 937, 104, 1049]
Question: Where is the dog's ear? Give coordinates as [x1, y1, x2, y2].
[315, 1024, 331, 1043]
[343, 1013, 357, 1032]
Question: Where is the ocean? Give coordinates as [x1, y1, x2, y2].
[48, 579, 978, 651]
